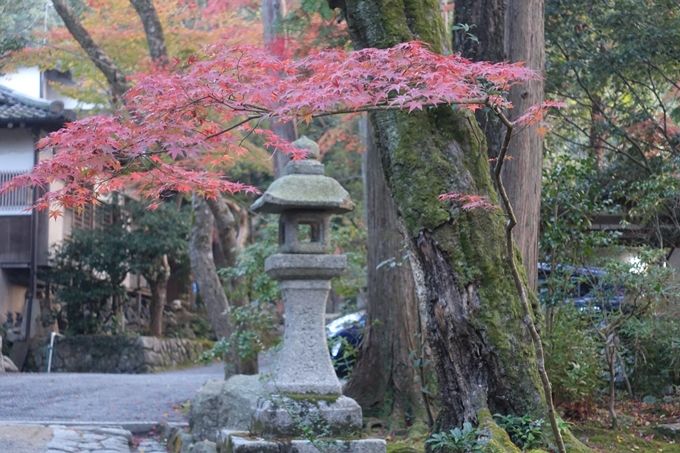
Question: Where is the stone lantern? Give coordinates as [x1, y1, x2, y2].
[234, 137, 384, 453]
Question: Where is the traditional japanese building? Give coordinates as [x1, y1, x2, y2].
[0, 83, 73, 340]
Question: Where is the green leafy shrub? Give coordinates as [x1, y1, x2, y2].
[493, 414, 544, 451]
[44, 221, 131, 335]
[425, 422, 487, 453]
[621, 304, 680, 396]
[198, 301, 278, 363]
[544, 306, 601, 417]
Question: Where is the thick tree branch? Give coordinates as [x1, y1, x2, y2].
[129, 0, 168, 65]
[51, 0, 130, 102]
[223, 198, 249, 250]
[206, 196, 241, 268]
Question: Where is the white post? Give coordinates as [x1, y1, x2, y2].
[46, 332, 63, 373]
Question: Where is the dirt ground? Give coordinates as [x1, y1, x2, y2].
[0, 424, 53, 453]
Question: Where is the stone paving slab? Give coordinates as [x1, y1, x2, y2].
[46, 425, 132, 453]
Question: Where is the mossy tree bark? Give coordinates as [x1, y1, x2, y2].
[338, 0, 556, 438]
[344, 120, 427, 426]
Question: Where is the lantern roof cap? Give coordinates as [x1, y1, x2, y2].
[250, 137, 354, 214]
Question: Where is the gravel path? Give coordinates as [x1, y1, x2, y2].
[0, 363, 223, 423]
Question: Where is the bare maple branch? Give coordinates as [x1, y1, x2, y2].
[490, 102, 567, 453]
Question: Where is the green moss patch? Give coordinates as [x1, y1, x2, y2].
[573, 425, 680, 453]
[282, 393, 341, 405]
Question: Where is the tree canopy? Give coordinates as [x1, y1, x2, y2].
[2, 42, 541, 213]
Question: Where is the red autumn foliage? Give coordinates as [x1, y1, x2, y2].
[1, 41, 543, 214]
[438, 193, 500, 211]
[513, 100, 566, 128]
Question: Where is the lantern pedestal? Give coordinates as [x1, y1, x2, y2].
[252, 254, 362, 438]
[245, 137, 384, 452]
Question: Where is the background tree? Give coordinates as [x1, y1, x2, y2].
[343, 119, 426, 427]
[454, 0, 545, 291]
[127, 199, 189, 337]
[545, 0, 680, 247]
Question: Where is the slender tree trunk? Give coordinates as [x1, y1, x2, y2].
[51, 0, 129, 101]
[454, 0, 545, 291]
[128, 0, 168, 65]
[503, 0, 544, 293]
[147, 254, 171, 337]
[263, 0, 296, 177]
[344, 119, 426, 425]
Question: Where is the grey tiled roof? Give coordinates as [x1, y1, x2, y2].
[0, 84, 70, 126]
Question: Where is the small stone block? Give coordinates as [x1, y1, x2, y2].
[223, 435, 386, 453]
[192, 440, 218, 453]
[252, 395, 362, 438]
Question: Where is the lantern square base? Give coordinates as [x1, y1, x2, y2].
[251, 394, 362, 438]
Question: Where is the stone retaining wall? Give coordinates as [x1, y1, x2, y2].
[31, 335, 210, 373]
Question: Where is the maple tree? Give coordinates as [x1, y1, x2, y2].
[4, 42, 532, 211]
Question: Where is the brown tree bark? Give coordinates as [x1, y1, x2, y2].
[262, 0, 297, 177]
[344, 119, 426, 425]
[189, 195, 233, 342]
[454, 0, 545, 291]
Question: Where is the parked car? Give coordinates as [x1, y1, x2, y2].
[326, 310, 366, 379]
[538, 263, 625, 313]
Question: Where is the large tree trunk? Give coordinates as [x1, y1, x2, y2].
[454, 0, 545, 291]
[344, 119, 427, 426]
[147, 254, 171, 337]
[340, 0, 565, 445]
